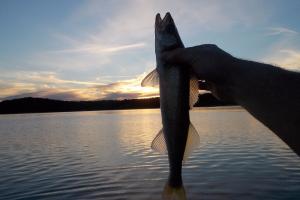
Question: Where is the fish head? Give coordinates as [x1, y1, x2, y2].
[155, 13, 184, 55]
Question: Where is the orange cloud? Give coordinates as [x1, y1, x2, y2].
[1, 72, 159, 101]
[264, 49, 300, 71]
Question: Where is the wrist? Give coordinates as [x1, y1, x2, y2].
[219, 55, 242, 103]
[228, 58, 259, 104]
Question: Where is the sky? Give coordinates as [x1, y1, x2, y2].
[0, 0, 300, 101]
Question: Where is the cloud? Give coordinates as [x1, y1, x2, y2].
[95, 73, 159, 100]
[1, 0, 281, 101]
[266, 27, 298, 36]
[261, 27, 300, 71]
[0, 82, 36, 100]
[102, 92, 145, 100]
[0, 70, 102, 100]
[7, 0, 271, 83]
[3, 89, 85, 101]
[49, 42, 146, 54]
[1, 71, 159, 101]
[264, 49, 300, 71]
[38, 0, 268, 72]
[0, 70, 104, 87]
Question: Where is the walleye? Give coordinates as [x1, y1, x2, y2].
[141, 13, 200, 199]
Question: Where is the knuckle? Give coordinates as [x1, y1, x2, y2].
[200, 44, 218, 49]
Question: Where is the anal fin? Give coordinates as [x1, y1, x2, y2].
[183, 122, 200, 161]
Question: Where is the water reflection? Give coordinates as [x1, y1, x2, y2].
[0, 108, 300, 200]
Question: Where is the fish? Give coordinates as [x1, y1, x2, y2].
[141, 13, 200, 199]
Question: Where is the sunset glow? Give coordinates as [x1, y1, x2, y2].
[0, 0, 299, 101]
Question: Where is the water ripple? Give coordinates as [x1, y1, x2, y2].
[0, 109, 300, 199]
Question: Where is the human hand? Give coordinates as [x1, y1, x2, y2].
[162, 44, 238, 102]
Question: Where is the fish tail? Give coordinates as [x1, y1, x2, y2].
[162, 183, 187, 200]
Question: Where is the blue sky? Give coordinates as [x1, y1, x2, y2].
[0, 0, 299, 101]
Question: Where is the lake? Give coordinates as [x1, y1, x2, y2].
[0, 108, 300, 200]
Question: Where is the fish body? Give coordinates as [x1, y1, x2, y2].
[156, 13, 189, 187]
[142, 13, 199, 199]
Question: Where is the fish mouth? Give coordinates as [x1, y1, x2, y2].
[155, 12, 174, 30]
[155, 12, 181, 51]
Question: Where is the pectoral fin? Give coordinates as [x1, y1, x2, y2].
[183, 123, 200, 161]
[141, 69, 159, 87]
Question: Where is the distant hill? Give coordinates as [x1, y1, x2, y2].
[0, 93, 236, 114]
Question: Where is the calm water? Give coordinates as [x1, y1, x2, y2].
[0, 108, 300, 200]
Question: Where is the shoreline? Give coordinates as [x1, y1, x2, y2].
[0, 105, 243, 116]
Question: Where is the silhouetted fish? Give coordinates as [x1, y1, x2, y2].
[141, 13, 200, 199]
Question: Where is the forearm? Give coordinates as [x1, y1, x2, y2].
[231, 59, 300, 155]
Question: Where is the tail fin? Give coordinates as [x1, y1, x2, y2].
[162, 184, 187, 200]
